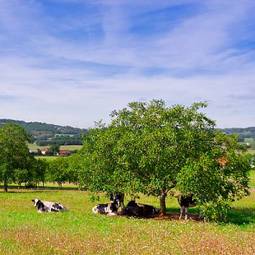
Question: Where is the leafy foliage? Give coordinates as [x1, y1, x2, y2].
[78, 100, 251, 220]
[0, 123, 32, 191]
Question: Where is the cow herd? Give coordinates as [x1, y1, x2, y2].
[92, 193, 195, 219]
[92, 194, 160, 218]
[32, 193, 196, 219]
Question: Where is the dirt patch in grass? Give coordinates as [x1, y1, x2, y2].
[154, 212, 202, 221]
[115, 212, 202, 221]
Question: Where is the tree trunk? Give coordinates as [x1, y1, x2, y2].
[159, 190, 167, 215]
[3, 178, 8, 192]
[120, 193, 125, 210]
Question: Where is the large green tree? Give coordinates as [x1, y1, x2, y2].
[79, 100, 251, 218]
[0, 123, 32, 192]
[108, 100, 217, 214]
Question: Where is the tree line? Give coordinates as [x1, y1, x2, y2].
[0, 100, 252, 221]
[0, 124, 78, 190]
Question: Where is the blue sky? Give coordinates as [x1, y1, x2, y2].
[0, 0, 255, 128]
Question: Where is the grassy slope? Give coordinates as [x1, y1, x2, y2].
[35, 156, 58, 161]
[0, 189, 255, 255]
[247, 149, 255, 155]
[28, 144, 82, 151]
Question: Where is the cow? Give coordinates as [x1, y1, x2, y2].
[92, 201, 119, 216]
[110, 193, 125, 209]
[32, 199, 66, 213]
[178, 194, 196, 220]
[92, 194, 122, 216]
[124, 200, 159, 218]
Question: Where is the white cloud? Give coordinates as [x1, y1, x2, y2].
[0, 0, 255, 128]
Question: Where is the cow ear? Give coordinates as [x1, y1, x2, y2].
[32, 199, 35, 203]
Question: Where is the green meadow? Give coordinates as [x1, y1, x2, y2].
[0, 173, 255, 255]
[28, 144, 82, 152]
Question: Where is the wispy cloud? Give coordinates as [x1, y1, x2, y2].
[0, 0, 255, 127]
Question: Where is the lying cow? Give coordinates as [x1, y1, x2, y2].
[32, 199, 66, 213]
[92, 194, 122, 216]
[178, 194, 196, 220]
[124, 200, 159, 218]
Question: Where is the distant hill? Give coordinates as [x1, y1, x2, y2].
[0, 119, 87, 146]
[1, 118, 254, 146]
[221, 127, 255, 141]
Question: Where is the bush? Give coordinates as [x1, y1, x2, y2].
[199, 199, 231, 222]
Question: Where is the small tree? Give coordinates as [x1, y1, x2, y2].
[49, 144, 60, 156]
[0, 123, 32, 192]
[177, 133, 251, 221]
[47, 157, 69, 186]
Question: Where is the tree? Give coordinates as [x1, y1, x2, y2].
[49, 144, 60, 156]
[0, 123, 32, 192]
[79, 100, 251, 219]
[177, 132, 251, 221]
[14, 158, 48, 188]
[33, 158, 48, 186]
[47, 157, 69, 186]
[108, 100, 217, 214]
[79, 126, 134, 195]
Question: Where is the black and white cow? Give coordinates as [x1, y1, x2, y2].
[92, 193, 123, 216]
[178, 194, 196, 220]
[92, 201, 119, 216]
[32, 199, 66, 213]
[124, 200, 159, 218]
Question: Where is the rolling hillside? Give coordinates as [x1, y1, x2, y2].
[1, 118, 254, 146]
[221, 127, 255, 141]
[0, 119, 87, 146]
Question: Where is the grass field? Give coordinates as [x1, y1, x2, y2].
[0, 173, 254, 254]
[35, 156, 58, 161]
[0, 186, 255, 254]
[28, 144, 82, 151]
[247, 149, 255, 155]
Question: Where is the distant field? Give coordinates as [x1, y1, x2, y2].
[59, 145, 83, 151]
[35, 156, 58, 161]
[28, 143, 48, 151]
[248, 149, 255, 155]
[28, 144, 82, 151]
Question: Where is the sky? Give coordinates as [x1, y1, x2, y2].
[0, 0, 255, 128]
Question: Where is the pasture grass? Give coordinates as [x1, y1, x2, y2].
[0, 189, 255, 255]
[247, 149, 255, 155]
[59, 145, 82, 151]
[35, 156, 58, 161]
[28, 144, 82, 152]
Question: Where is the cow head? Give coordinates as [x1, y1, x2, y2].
[32, 199, 45, 210]
[32, 199, 39, 207]
[109, 193, 124, 208]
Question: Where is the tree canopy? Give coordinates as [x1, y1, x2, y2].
[78, 100, 251, 219]
[0, 123, 32, 191]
